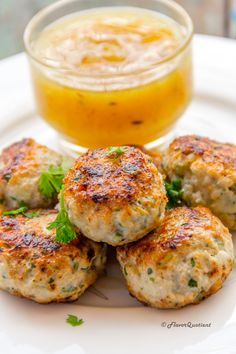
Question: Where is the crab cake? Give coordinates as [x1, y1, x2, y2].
[0, 210, 106, 303]
[0, 138, 63, 209]
[163, 135, 236, 230]
[117, 206, 234, 309]
[64, 146, 167, 246]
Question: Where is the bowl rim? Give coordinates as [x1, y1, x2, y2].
[23, 0, 194, 79]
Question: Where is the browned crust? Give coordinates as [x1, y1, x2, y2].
[117, 206, 220, 264]
[0, 211, 105, 303]
[0, 210, 93, 259]
[0, 138, 53, 183]
[130, 145, 165, 176]
[64, 146, 159, 206]
[168, 135, 236, 171]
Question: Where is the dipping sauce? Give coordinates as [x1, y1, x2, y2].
[30, 7, 192, 148]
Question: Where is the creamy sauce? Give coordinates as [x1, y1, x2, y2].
[30, 7, 192, 148]
[33, 8, 186, 76]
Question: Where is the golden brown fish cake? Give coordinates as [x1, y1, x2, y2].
[0, 210, 106, 303]
[163, 135, 236, 229]
[117, 206, 234, 309]
[0, 138, 63, 209]
[64, 146, 167, 246]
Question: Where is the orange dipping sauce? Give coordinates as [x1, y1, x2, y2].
[30, 7, 192, 148]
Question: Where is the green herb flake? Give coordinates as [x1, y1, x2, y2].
[47, 185, 77, 244]
[115, 223, 124, 237]
[73, 261, 79, 271]
[73, 171, 82, 182]
[24, 211, 41, 218]
[39, 166, 64, 198]
[62, 285, 77, 293]
[190, 258, 195, 267]
[66, 314, 84, 327]
[107, 146, 126, 159]
[215, 238, 224, 249]
[164, 178, 183, 208]
[147, 267, 153, 275]
[39, 158, 72, 199]
[188, 278, 198, 288]
[3, 201, 28, 216]
[3, 173, 11, 182]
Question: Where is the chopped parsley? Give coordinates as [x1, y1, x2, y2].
[73, 260, 79, 271]
[24, 211, 41, 218]
[190, 258, 195, 267]
[107, 146, 126, 159]
[3, 201, 28, 216]
[47, 185, 77, 244]
[66, 314, 84, 327]
[3, 206, 27, 216]
[39, 158, 72, 198]
[10, 196, 18, 201]
[3, 201, 41, 218]
[188, 278, 198, 288]
[115, 223, 125, 237]
[164, 178, 183, 208]
[39, 166, 65, 198]
[62, 285, 77, 293]
[147, 267, 153, 275]
[3, 173, 11, 182]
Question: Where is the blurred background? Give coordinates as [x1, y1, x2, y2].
[0, 0, 236, 60]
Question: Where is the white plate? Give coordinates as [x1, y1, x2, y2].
[0, 35, 236, 354]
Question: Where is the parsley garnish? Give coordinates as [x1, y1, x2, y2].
[66, 314, 84, 327]
[39, 158, 72, 198]
[39, 166, 65, 198]
[147, 267, 153, 275]
[3, 173, 11, 182]
[3, 206, 27, 216]
[190, 258, 195, 267]
[188, 278, 198, 288]
[164, 178, 183, 208]
[47, 185, 77, 244]
[3, 201, 28, 216]
[24, 211, 41, 218]
[107, 146, 126, 158]
[3, 201, 40, 218]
